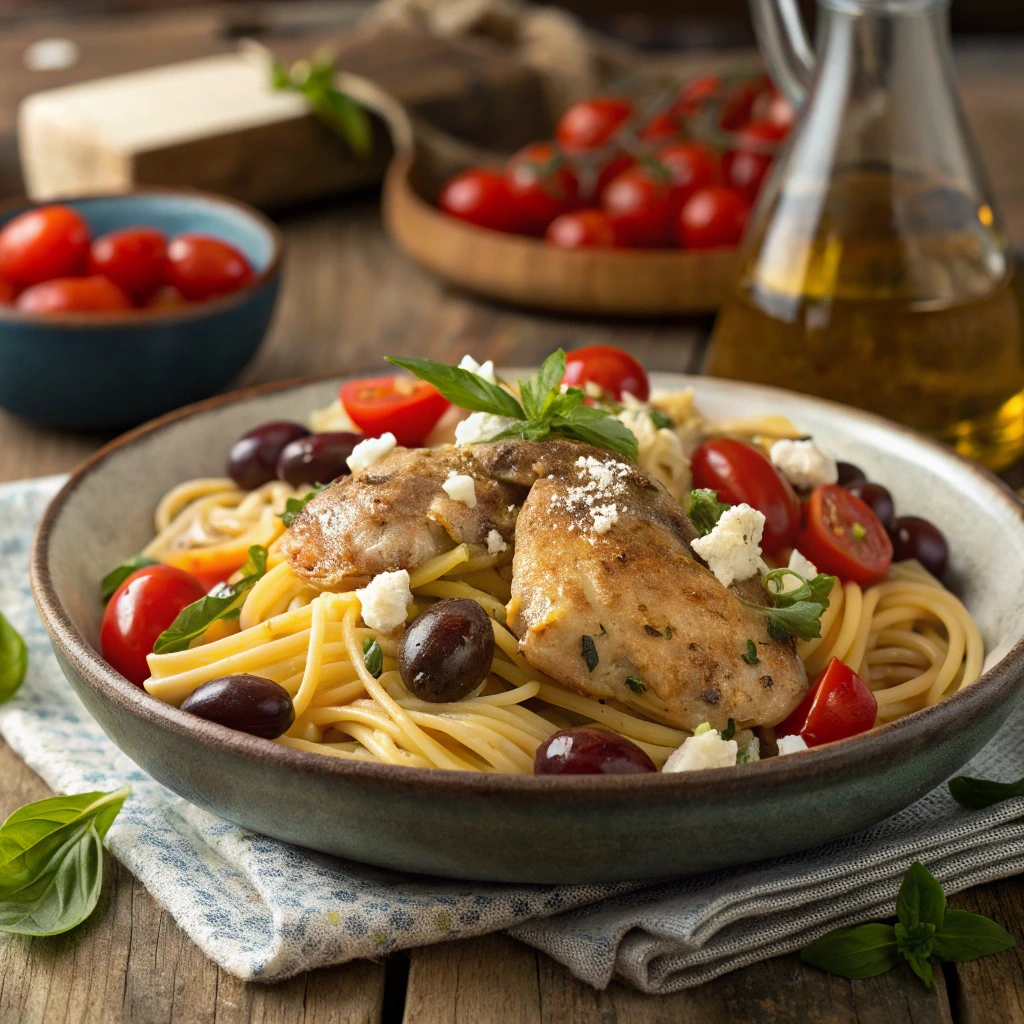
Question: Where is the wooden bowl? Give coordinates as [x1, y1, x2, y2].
[383, 150, 738, 316]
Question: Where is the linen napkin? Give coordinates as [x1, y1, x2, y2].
[2, 474, 1022, 992]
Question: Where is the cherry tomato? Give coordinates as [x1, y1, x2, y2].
[167, 233, 254, 300]
[556, 97, 632, 153]
[776, 657, 878, 747]
[722, 120, 786, 204]
[601, 165, 682, 248]
[719, 77, 768, 130]
[750, 87, 796, 130]
[0, 278, 15, 305]
[562, 345, 649, 401]
[796, 484, 894, 585]
[690, 438, 800, 553]
[88, 226, 168, 299]
[438, 168, 520, 234]
[638, 112, 681, 143]
[0, 204, 90, 287]
[340, 376, 450, 447]
[545, 209, 618, 249]
[595, 152, 636, 198]
[678, 186, 750, 249]
[505, 142, 581, 236]
[657, 143, 721, 205]
[672, 75, 721, 119]
[145, 284, 188, 310]
[17, 276, 131, 314]
[100, 565, 207, 685]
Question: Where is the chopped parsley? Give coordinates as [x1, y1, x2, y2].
[664, 625, 674, 639]
[362, 637, 383, 678]
[688, 488, 731, 537]
[625, 676, 647, 693]
[722, 718, 736, 741]
[742, 569, 836, 642]
[643, 624, 663, 637]
[742, 639, 759, 665]
[279, 483, 329, 528]
[581, 635, 599, 672]
[648, 409, 674, 430]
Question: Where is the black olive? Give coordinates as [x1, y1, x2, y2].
[227, 421, 310, 490]
[398, 598, 495, 703]
[534, 727, 657, 775]
[180, 674, 295, 738]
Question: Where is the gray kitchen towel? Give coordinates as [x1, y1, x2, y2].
[1, 475, 1021, 991]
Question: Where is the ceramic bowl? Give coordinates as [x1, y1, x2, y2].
[30, 373, 1024, 883]
[0, 189, 282, 432]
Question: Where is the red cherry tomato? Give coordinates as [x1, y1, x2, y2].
[595, 152, 636, 198]
[505, 142, 581, 236]
[562, 345, 649, 402]
[657, 143, 721, 205]
[796, 484, 894, 585]
[678, 186, 750, 249]
[722, 120, 787, 204]
[751, 88, 796, 130]
[145, 284, 189, 310]
[776, 657, 878, 747]
[601, 165, 682, 248]
[0, 204, 90, 287]
[339, 376, 450, 447]
[556, 97, 632, 153]
[16, 276, 132, 314]
[0, 278, 15, 305]
[167, 233, 254, 301]
[719, 77, 769, 130]
[638, 112, 681, 143]
[88, 226, 168, 299]
[100, 565, 207, 685]
[438, 168, 520, 234]
[690, 438, 800, 553]
[672, 75, 721, 119]
[545, 209, 618, 250]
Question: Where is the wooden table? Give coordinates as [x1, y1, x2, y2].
[2, 7, 1024, 1023]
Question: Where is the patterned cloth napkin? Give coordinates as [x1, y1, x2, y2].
[2, 475, 1023, 991]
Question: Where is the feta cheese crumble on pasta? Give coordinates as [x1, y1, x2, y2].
[769, 439, 838, 491]
[356, 569, 412, 632]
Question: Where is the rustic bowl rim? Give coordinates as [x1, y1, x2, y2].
[29, 370, 1024, 801]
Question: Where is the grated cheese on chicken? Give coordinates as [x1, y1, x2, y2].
[443, 472, 477, 508]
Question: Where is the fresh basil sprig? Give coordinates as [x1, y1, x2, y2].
[948, 774, 1024, 809]
[279, 483, 329, 528]
[801, 861, 1015, 987]
[688, 488, 730, 537]
[153, 545, 268, 655]
[0, 786, 129, 936]
[100, 555, 158, 602]
[386, 350, 638, 461]
[0, 612, 27, 704]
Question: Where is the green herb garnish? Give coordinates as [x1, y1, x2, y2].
[100, 555, 158, 602]
[722, 718, 736, 741]
[664, 625, 673, 639]
[362, 637, 383, 678]
[648, 409, 674, 430]
[386, 350, 638, 461]
[688, 489, 731, 537]
[742, 569, 836, 643]
[0, 613, 27, 704]
[581, 635, 599, 672]
[742, 639, 759, 665]
[153, 545, 268, 654]
[0, 787, 129, 936]
[279, 482, 329, 528]
[801, 861, 1014, 987]
[948, 773, 1024, 809]
[625, 676, 647, 693]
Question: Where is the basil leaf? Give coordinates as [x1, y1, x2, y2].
[688, 489, 730, 537]
[897, 862, 946, 930]
[362, 637, 383, 679]
[0, 786, 129, 936]
[386, 357, 524, 419]
[948, 774, 1024, 809]
[553, 405, 638, 461]
[895, 920, 936, 957]
[800, 923, 902, 979]
[489, 419, 554, 443]
[581, 635, 599, 672]
[100, 555, 158, 602]
[279, 483, 329, 528]
[931, 909, 1017, 962]
[649, 409, 674, 429]
[742, 639, 759, 665]
[0, 613, 28, 704]
[153, 545, 268, 654]
[903, 950, 934, 989]
[519, 349, 567, 420]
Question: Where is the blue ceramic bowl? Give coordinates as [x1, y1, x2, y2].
[0, 189, 283, 432]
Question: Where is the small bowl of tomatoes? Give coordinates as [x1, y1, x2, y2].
[0, 187, 283, 432]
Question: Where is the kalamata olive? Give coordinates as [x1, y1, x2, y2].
[845, 481, 896, 534]
[398, 598, 495, 703]
[276, 432, 361, 487]
[227, 421, 310, 490]
[837, 461, 868, 487]
[892, 515, 949, 578]
[180, 674, 295, 738]
[533, 727, 657, 775]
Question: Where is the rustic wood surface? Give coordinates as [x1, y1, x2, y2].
[2, 6, 1024, 1023]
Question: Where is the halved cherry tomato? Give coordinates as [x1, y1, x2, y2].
[562, 345, 649, 401]
[672, 75, 721, 119]
[100, 565, 207, 685]
[690, 438, 800, 553]
[545, 209, 618, 250]
[722, 120, 787, 204]
[340, 376, 450, 447]
[796, 484, 894, 585]
[438, 168, 520, 234]
[776, 656, 878, 747]
[601, 165, 682, 248]
[556, 97, 632, 153]
[657, 143, 721, 205]
[678, 186, 750, 249]
[17, 276, 132, 314]
[167, 233, 254, 300]
[505, 142, 582, 236]
[0, 204, 90, 287]
[88, 226, 168, 299]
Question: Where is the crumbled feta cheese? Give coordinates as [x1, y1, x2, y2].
[443, 472, 477, 508]
[346, 432, 396, 473]
[356, 569, 411, 632]
[779, 549, 819, 594]
[454, 412, 518, 446]
[591, 505, 619, 534]
[486, 529, 508, 554]
[690, 503, 767, 588]
[583, 380, 605, 399]
[737, 736, 761, 763]
[777, 734, 809, 756]
[770, 439, 838, 491]
[663, 728, 738, 772]
[458, 354, 497, 385]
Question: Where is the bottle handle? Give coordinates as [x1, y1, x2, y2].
[749, 0, 816, 106]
